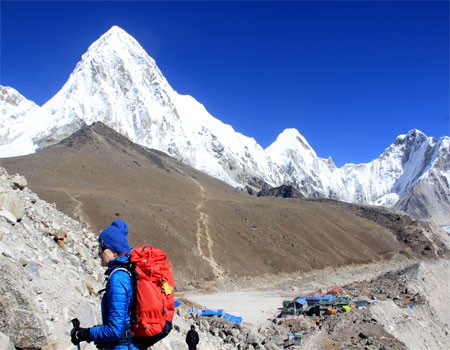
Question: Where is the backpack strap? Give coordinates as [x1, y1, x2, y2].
[105, 264, 136, 344]
[106, 263, 138, 327]
[99, 264, 132, 294]
[108, 266, 132, 280]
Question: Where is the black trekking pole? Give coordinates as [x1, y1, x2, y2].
[71, 318, 81, 350]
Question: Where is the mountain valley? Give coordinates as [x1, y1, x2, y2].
[2, 122, 448, 292]
[1, 25, 449, 350]
[1, 26, 449, 230]
[0, 139, 449, 348]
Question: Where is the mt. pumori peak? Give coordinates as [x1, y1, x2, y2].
[266, 128, 316, 164]
[1, 26, 448, 228]
[100, 25, 134, 41]
[82, 25, 151, 62]
[267, 128, 313, 152]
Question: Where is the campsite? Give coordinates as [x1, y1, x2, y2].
[180, 257, 450, 349]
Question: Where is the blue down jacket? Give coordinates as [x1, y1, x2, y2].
[89, 253, 139, 350]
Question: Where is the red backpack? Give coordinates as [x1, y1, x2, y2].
[128, 244, 176, 347]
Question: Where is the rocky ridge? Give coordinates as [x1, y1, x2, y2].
[0, 167, 103, 349]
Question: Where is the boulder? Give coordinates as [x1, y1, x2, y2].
[0, 210, 17, 224]
[0, 190, 25, 221]
[0, 256, 48, 349]
[11, 175, 27, 190]
[0, 331, 15, 350]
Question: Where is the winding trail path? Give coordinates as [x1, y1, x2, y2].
[67, 193, 92, 230]
[190, 177, 224, 278]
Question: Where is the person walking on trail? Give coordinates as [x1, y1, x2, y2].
[186, 325, 200, 350]
[70, 219, 139, 350]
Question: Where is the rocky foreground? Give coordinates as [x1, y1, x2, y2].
[0, 167, 449, 349]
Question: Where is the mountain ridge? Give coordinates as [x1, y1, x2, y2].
[0, 25, 448, 227]
[4, 122, 449, 290]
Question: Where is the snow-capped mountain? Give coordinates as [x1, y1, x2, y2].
[265, 128, 346, 199]
[342, 130, 449, 210]
[40, 26, 282, 188]
[392, 133, 450, 224]
[0, 26, 448, 227]
[0, 86, 85, 157]
[264, 127, 449, 220]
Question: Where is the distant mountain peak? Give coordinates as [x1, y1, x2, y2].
[0, 86, 37, 111]
[106, 25, 128, 36]
[101, 25, 140, 46]
[267, 128, 312, 152]
[1, 27, 448, 228]
[81, 25, 149, 63]
[393, 129, 432, 149]
[266, 128, 316, 163]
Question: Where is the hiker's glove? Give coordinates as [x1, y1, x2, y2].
[71, 327, 91, 345]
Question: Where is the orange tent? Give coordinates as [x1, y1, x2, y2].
[328, 287, 344, 294]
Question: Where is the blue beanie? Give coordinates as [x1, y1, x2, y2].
[98, 220, 130, 254]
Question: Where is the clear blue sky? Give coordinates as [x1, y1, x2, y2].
[1, 1, 449, 166]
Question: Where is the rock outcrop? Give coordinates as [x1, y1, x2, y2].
[0, 167, 103, 349]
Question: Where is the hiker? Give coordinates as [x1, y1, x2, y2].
[70, 219, 139, 349]
[186, 325, 200, 350]
[315, 316, 323, 330]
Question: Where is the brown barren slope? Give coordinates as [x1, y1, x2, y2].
[1, 123, 446, 289]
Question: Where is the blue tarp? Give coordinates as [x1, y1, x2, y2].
[201, 309, 224, 316]
[294, 297, 308, 305]
[187, 308, 242, 323]
[306, 295, 335, 302]
[222, 313, 243, 324]
[188, 308, 224, 317]
[174, 300, 182, 307]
